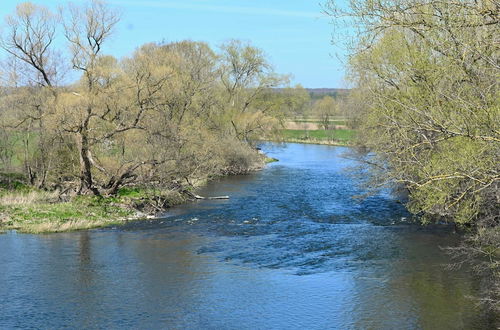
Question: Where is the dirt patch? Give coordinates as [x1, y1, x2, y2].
[285, 121, 321, 130]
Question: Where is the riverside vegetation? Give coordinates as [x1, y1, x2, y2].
[326, 0, 499, 312]
[277, 88, 357, 145]
[0, 1, 305, 233]
[298, 93, 355, 145]
[0, 0, 497, 317]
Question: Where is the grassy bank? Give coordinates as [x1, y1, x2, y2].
[0, 152, 269, 234]
[0, 185, 187, 234]
[280, 129, 355, 146]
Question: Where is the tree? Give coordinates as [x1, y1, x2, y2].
[313, 95, 337, 130]
[325, 0, 499, 310]
[0, 2, 294, 198]
[280, 84, 311, 119]
[219, 40, 288, 142]
[59, 0, 121, 194]
[0, 2, 60, 187]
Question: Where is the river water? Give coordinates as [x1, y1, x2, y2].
[0, 143, 494, 329]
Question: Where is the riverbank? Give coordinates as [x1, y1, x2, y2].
[0, 186, 188, 234]
[0, 154, 269, 234]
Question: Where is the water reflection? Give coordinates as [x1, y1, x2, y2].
[0, 143, 495, 329]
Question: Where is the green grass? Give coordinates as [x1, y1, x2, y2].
[0, 185, 187, 233]
[264, 157, 279, 163]
[282, 129, 355, 142]
[117, 187, 147, 198]
[1, 131, 39, 169]
[291, 119, 348, 126]
[0, 193, 135, 233]
[0, 179, 29, 191]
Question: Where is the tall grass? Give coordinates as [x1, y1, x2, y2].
[0, 190, 58, 206]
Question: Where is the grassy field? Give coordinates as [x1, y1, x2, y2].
[281, 129, 355, 145]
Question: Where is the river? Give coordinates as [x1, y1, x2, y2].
[0, 143, 494, 329]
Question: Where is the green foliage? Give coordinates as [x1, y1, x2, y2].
[328, 0, 499, 226]
[0, 2, 294, 197]
[117, 187, 144, 198]
[326, 0, 499, 310]
[407, 137, 493, 225]
[264, 157, 279, 164]
[312, 96, 338, 130]
[279, 85, 311, 118]
[0, 172, 29, 190]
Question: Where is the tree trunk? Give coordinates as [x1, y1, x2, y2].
[77, 132, 100, 195]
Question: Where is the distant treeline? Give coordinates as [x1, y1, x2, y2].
[274, 88, 349, 100]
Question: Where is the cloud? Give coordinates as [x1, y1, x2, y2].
[110, 0, 321, 19]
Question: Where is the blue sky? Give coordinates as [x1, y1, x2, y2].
[0, 0, 348, 88]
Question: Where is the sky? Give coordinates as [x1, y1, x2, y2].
[0, 0, 348, 88]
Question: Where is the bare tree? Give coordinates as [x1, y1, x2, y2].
[0, 2, 60, 187]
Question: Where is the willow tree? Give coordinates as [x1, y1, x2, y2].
[0, 1, 178, 194]
[313, 96, 338, 130]
[325, 0, 499, 310]
[219, 40, 288, 142]
[123, 41, 230, 186]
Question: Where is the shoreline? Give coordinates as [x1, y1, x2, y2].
[0, 190, 187, 234]
[0, 141, 350, 234]
[0, 156, 270, 234]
